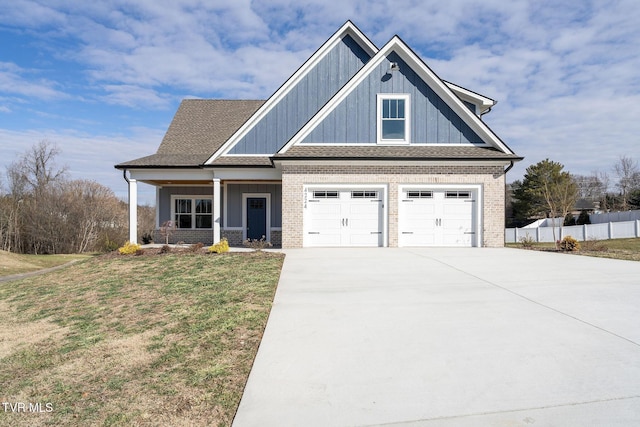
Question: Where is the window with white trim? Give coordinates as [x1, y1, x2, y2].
[173, 197, 213, 229]
[377, 94, 410, 144]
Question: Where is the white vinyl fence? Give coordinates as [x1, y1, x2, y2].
[588, 210, 640, 224]
[505, 220, 640, 243]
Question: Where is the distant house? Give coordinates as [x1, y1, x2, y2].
[115, 21, 522, 248]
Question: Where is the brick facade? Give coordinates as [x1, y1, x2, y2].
[153, 228, 281, 247]
[221, 229, 282, 247]
[281, 163, 506, 248]
[153, 229, 214, 245]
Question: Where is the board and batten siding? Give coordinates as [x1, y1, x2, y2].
[225, 183, 282, 228]
[228, 34, 371, 155]
[301, 52, 483, 144]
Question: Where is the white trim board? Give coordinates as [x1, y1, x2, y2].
[205, 21, 377, 164]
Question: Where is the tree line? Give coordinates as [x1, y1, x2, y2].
[508, 155, 640, 229]
[0, 141, 152, 254]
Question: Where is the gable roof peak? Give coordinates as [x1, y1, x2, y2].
[278, 34, 515, 155]
[203, 20, 377, 164]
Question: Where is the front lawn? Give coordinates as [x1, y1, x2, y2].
[506, 237, 640, 261]
[0, 251, 92, 277]
[0, 251, 284, 426]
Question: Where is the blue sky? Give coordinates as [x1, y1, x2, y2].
[1, 0, 639, 205]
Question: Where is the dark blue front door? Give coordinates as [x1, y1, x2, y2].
[246, 197, 267, 240]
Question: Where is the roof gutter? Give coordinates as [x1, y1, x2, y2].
[122, 169, 129, 184]
[504, 161, 515, 174]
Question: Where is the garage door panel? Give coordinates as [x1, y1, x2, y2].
[309, 202, 341, 215]
[348, 203, 379, 215]
[309, 218, 341, 231]
[347, 232, 381, 246]
[401, 232, 436, 246]
[307, 232, 341, 247]
[305, 188, 384, 247]
[443, 204, 471, 216]
[399, 189, 476, 247]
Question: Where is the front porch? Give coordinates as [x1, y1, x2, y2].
[125, 168, 282, 246]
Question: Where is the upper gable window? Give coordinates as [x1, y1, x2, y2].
[377, 94, 410, 144]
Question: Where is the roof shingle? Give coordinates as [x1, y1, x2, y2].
[116, 99, 264, 168]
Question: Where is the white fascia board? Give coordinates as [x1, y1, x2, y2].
[204, 21, 377, 165]
[444, 81, 496, 113]
[129, 169, 214, 181]
[280, 36, 514, 155]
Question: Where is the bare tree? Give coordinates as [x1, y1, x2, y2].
[613, 156, 640, 210]
[62, 180, 124, 253]
[10, 140, 68, 195]
[1, 141, 130, 253]
[138, 204, 156, 243]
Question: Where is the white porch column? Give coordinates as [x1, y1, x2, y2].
[213, 178, 221, 244]
[129, 178, 138, 244]
[155, 186, 161, 228]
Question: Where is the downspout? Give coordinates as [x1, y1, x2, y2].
[504, 161, 514, 174]
[122, 169, 132, 241]
[480, 100, 495, 120]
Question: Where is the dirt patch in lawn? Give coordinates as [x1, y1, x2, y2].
[0, 300, 69, 359]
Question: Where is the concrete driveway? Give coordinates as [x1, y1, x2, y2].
[233, 248, 640, 426]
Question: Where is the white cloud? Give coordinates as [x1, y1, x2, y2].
[100, 84, 174, 109]
[1, 0, 640, 191]
[0, 62, 68, 100]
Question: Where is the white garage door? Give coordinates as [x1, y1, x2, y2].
[399, 189, 476, 247]
[304, 189, 384, 247]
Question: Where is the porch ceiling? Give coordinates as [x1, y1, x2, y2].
[143, 180, 213, 186]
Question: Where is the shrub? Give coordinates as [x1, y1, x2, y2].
[159, 244, 171, 254]
[243, 236, 273, 252]
[141, 232, 153, 244]
[208, 238, 229, 254]
[559, 236, 580, 252]
[576, 210, 591, 225]
[519, 234, 536, 249]
[118, 241, 142, 255]
[102, 236, 120, 252]
[563, 213, 576, 226]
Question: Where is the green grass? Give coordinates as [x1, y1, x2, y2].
[0, 251, 284, 426]
[507, 237, 640, 261]
[0, 251, 92, 277]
